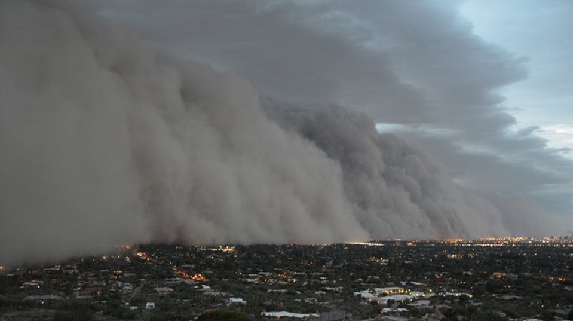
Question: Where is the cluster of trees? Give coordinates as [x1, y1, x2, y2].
[197, 310, 252, 321]
[52, 301, 95, 321]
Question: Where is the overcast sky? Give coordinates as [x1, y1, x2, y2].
[460, 0, 573, 152]
[79, 0, 573, 232]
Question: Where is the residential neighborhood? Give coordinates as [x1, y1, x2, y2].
[1, 237, 573, 321]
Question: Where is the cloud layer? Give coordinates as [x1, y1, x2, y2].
[78, 0, 572, 226]
[1, 0, 370, 264]
[266, 103, 554, 239]
[0, 0, 563, 264]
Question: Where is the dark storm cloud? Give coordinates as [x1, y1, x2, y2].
[80, 0, 431, 123]
[78, 1, 572, 214]
[265, 103, 516, 239]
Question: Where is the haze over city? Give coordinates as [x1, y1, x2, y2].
[1, 0, 572, 265]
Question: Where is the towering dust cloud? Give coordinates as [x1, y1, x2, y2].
[0, 0, 552, 265]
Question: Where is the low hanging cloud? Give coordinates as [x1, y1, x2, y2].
[0, 0, 559, 265]
[265, 103, 554, 239]
[0, 0, 367, 264]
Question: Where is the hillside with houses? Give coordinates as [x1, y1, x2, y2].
[1, 238, 573, 321]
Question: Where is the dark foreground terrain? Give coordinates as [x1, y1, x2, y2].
[1, 237, 573, 321]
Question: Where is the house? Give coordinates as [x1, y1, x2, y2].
[381, 307, 408, 314]
[23, 295, 63, 302]
[145, 302, 156, 310]
[155, 287, 174, 296]
[410, 291, 426, 298]
[376, 317, 409, 321]
[375, 287, 405, 296]
[227, 297, 246, 305]
[74, 287, 102, 299]
[376, 294, 413, 305]
[262, 311, 319, 319]
[354, 289, 412, 305]
[20, 280, 43, 289]
[438, 291, 472, 298]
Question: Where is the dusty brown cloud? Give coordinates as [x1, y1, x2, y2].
[0, 0, 561, 265]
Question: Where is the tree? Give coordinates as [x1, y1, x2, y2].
[474, 311, 508, 321]
[442, 308, 458, 321]
[540, 310, 555, 321]
[52, 301, 94, 321]
[197, 310, 252, 321]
